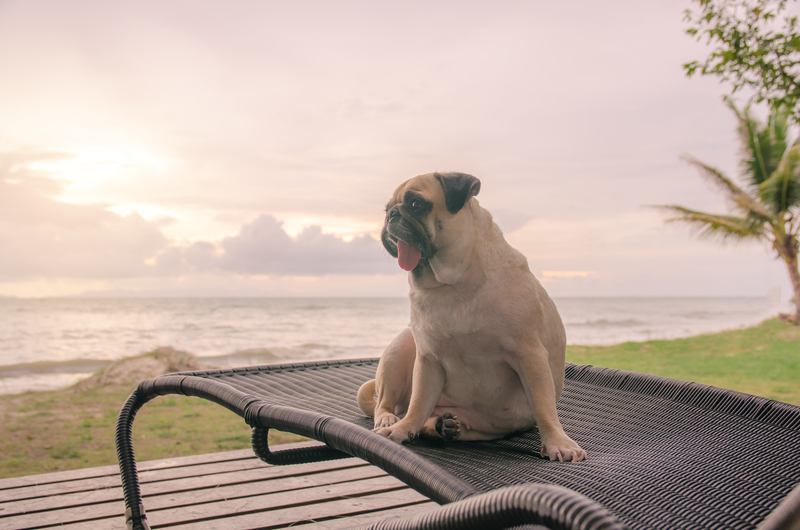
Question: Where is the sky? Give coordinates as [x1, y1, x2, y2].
[0, 0, 793, 299]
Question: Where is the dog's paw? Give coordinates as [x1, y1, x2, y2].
[540, 434, 587, 462]
[435, 412, 461, 441]
[373, 423, 417, 444]
[374, 413, 399, 429]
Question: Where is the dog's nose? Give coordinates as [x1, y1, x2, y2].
[387, 207, 401, 222]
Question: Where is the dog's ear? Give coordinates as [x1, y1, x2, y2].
[435, 173, 481, 214]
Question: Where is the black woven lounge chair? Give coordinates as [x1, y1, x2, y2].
[116, 359, 800, 530]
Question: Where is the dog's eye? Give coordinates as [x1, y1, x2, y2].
[409, 200, 423, 213]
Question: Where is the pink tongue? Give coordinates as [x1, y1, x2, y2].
[397, 240, 422, 271]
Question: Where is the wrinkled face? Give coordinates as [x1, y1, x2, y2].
[381, 172, 480, 272]
[381, 175, 440, 272]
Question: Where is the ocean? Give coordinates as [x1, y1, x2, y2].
[0, 297, 790, 395]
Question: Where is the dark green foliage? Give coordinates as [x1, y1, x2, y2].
[684, 0, 800, 121]
[732, 100, 790, 185]
[761, 143, 800, 212]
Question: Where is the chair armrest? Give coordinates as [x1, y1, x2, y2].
[757, 482, 800, 530]
[344, 483, 628, 530]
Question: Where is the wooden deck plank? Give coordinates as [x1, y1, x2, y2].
[1, 444, 356, 503]
[144, 476, 413, 527]
[3, 458, 267, 502]
[2, 465, 387, 527]
[0, 449, 257, 490]
[49, 484, 430, 530]
[163, 489, 432, 530]
[2, 457, 367, 516]
[0, 445, 438, 530]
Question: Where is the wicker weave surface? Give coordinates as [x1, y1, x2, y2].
[186, 360, 800, 529]
[122, 360, 800, 530]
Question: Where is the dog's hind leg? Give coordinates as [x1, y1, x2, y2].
[420, 413, 461, 441]
[420, 412, 504, 442]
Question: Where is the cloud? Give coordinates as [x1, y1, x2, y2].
[0, 212, 169, 280]
[157, 215, 395, 276]
[0, 151, 113, 229]
[0, 153, 171, 280]
[1, 150, 398, 284]
[220, 216, 392, 275]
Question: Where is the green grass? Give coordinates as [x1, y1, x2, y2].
[0, 318, 797, 479]
[0, 367, 306, 479]
[566, 317, 800, 405]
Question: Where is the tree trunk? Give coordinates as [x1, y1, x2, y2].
[785, 255, 800, 325]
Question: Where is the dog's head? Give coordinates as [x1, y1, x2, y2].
[382, 172, 481, 272]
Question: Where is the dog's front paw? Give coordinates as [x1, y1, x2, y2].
[435, 412, 461, 441]
[374, 413, 399, 429]
[541, 433, 587, 462]
[373, 423, 417, 444]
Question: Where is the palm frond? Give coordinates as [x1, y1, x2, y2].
[726, 97, 788, 188]
[760, 143, 800, 215]
[655, 205, 766, 245]
[768, 105, 791, 155]
[680, 155, 774, 221]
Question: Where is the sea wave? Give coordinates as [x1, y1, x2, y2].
[0, 372, 95, 395]
[0, 359, 109, 377]
[0, 343, 361, 395]
[199, 344, 348, 367]
[298, 342, 332, 349]
[0, 344, 365, 384]
[567, 318, 645, 328]
[202, 348, 287, 367]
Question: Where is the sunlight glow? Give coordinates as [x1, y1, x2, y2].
[23, 144, 175, 203]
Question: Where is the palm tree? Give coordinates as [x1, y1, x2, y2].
[657, 98, 800, 324]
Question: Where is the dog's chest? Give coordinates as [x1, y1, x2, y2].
[410, 287, 484, 338]
[409, 286, 515, 361]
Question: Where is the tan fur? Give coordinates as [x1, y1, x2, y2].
[356, 379, 376, 417]
[359, 172, 586, 462]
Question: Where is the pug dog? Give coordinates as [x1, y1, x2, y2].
[356, 172, 586, 462]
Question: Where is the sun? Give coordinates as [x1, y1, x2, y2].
[22, 144, 175, 204]
[19, 142, 188, 229]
